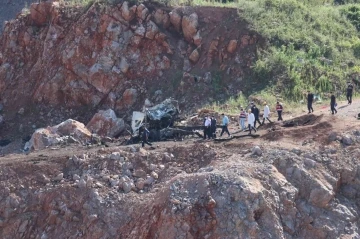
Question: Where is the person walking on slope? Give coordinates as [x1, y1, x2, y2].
[252, 104, 262, 128]
[204, 116, 212, 139]
[307, 91, 314, 114]
[346, 81, 354, 105]
[247, 109, 257, 135]
[210, 116, 217, 139]
[220, 113, 231, 137]
[141, 126, 152, 147]
[276, 102, 283, 121]
[239, 108, 247, 131]
[262, 102, 272, 125]
[330, 92, 337, 115]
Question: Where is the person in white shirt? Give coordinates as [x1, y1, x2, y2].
[204, 116, 212, 139]
[247, 109, 257, 135]
[262, 102, 272, 125]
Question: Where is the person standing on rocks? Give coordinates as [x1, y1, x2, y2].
[330, 92, 337, 115]
[210, 116, 217, 139]
[262, 102, 272, 125]
[220, 113, 231, 137]
[141, 126, 152, 147]
[307, 91, 314, 114]
[346, 81, 354, 105]
[247, 109, 257, 135]
[252, 104, 262, 128]
[276, 102, 283, 121]
[204, 116, 212, 139]
[239, 108, 247, 131]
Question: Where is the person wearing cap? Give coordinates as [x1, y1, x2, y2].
[346, 81, 354, 105]
[239, 108, 247, 131]
[276, 102, 283, 121]
[220, 113, 231, 137]
[307, 91, 314, 114]
[247, 109, 257, 134]
[210, 116, 217, 139]
[204, 116, 212, 139]
[262, 102, 272, 125]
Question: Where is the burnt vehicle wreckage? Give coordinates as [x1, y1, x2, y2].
[126, 99, 259, 145]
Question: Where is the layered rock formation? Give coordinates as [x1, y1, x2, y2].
[0, 1, 260, 117]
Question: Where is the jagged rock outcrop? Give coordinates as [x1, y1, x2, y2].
[0, 2, 261, 117]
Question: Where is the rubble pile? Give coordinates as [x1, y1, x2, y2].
[0, 129, 360, 238]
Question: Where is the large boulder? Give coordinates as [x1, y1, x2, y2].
[182, 13, 198, 43]
[169, 11, 182, 32]
[28, 119, 91, 150]
[30, 2, 53, 26]
[86, 109, 125, 137]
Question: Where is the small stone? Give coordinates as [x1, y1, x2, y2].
[52, 173, 63, 181]
[110, 152, 121, 160]
[133, 169, 147, 178]
[151, 171, 158, 179]
[189, 49, 200, 63]
[251, 146, 262, 156]
[73, 174, 80, 181]
[328, 132, 337, 142]
[122, 182, 132, 193]
[78, 179, 86, 188]
[18, 108, 25, 115]
[227, 40, 238, 53]
[72, 216, 80, 222]
[341, 134, 353, 146]
[136, 178, 145, 190]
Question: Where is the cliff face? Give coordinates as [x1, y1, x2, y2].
[0, 1, 260, 117]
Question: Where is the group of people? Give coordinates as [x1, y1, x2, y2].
[203, 101, 285, 138]
[306, 81, 354, 116]
[141, 81, 356, 146]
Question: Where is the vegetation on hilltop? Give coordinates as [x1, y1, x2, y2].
[56, 0, 360, 110]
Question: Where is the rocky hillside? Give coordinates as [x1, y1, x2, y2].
[0, 1, 260, 116]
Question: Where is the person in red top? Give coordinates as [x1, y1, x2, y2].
[276, 102, 283, 121]
[239, 108, 247, 131]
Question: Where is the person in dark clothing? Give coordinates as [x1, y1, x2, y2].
[141, 126, 152, 147]
[276, 102, 283, 121]
[210, 116, 217, 139]
[307, 91, 314, 114]
[250, 102, 255, 114]
[346, 82, 354, 105]
[252, 104, 262, 128]
[203, 116, 212, 139]
[330, 92, 337, 115]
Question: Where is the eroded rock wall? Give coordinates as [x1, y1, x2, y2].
[0, 1, 260, 115]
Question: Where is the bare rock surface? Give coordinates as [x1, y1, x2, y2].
[86, 109, 125, 137]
